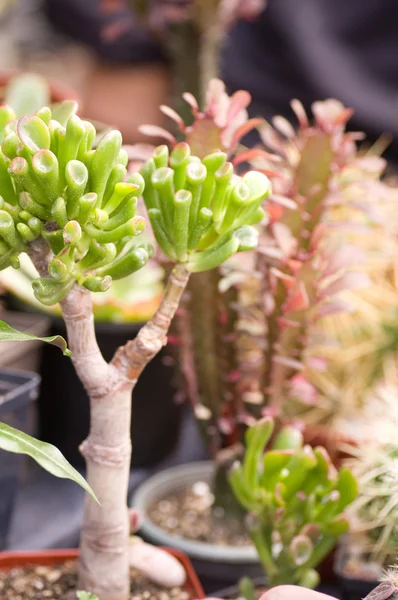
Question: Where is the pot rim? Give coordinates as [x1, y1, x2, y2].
[132, 460, 259, 564]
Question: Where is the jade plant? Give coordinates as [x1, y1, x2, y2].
[0, 99, 268, 600]
[229, 417, 357, 590]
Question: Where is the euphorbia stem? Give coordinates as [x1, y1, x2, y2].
[59, 263, 190, 600]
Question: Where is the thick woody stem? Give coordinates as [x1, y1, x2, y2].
[29, 242, 133, 600]
[29, 243, 190, 600]
[112, 263, 190, 381]
[60, 287, 132, 600]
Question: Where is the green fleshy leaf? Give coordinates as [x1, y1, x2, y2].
[4, 74, 50, 118]
[0, 422, 98, 502]
[0, 319, 71, 356]
[51, 100, 79, 127]
[17, 115, 51, 154]
[77, 592, 99, 600]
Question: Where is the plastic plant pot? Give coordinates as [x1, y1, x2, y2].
[334, 550, 379, 600]
[133, 461, 262, 589]
[0, 368, 41, 550]
[0, 547, 205, 599]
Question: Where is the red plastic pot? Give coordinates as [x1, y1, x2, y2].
[0, 548, 205, 599]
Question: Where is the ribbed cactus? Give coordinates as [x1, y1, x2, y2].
[241, 99, 374, 420]
[0, 102, 152, 303]
[345, 432, 398, 569]
[229, 417, 357, 589]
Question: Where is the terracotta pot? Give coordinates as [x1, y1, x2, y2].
[0, 69, 79, 104]
[0, 547, 205, 599]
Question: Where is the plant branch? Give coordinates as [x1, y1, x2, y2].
[112, 263, 190, 381]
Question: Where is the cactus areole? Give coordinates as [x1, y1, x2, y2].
[0, 100, 268, 600]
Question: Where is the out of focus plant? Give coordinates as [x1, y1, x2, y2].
[229, 417, 357, 590]
[343, 410, 398, 576]
[101, 0, 267, 108]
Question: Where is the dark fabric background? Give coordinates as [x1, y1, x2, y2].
[44, 0, 398, 161]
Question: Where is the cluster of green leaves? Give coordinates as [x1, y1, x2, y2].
[0, 102, 152, 305]
[229, 418, 358, 589]
[140, 142, 269, 271]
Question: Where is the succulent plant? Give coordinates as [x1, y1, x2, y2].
[100, 1, 267, 102]
[229, 417, 357, 589]
[0, 96, 266, 599]
[237, 98, 382, 424]
[140, 142, 268, 271]
[135, 83, 376, 514]
[0, 101, 153, 304]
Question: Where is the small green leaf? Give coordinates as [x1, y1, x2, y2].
[0, 422, 98, 502]
[238, 577, 257, 600]
[17, 115, 51, 154]
[4, 73, 50, 118]
[51, 100, 79, 127]
[77, 592, 99, 600]
[0, 320, 71, 356]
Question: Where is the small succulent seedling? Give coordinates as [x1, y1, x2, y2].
[229, 417, 358, 590]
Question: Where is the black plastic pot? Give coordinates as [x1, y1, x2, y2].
[335, 552, 378, 600]
[336, 571, 377, 600]
[37, 317, 182, 468]
[0, 368, 41, 550]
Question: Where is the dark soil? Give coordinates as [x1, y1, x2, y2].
[0, 561, 190, 600]
[148, 482, 250, 547]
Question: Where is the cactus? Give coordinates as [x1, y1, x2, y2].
[136, 84, 375, 495]
[344, 425, 398, 570]
[229, 417, 358, 589]
[238, 98, 379, 422]
[363, 569, 398, 600]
